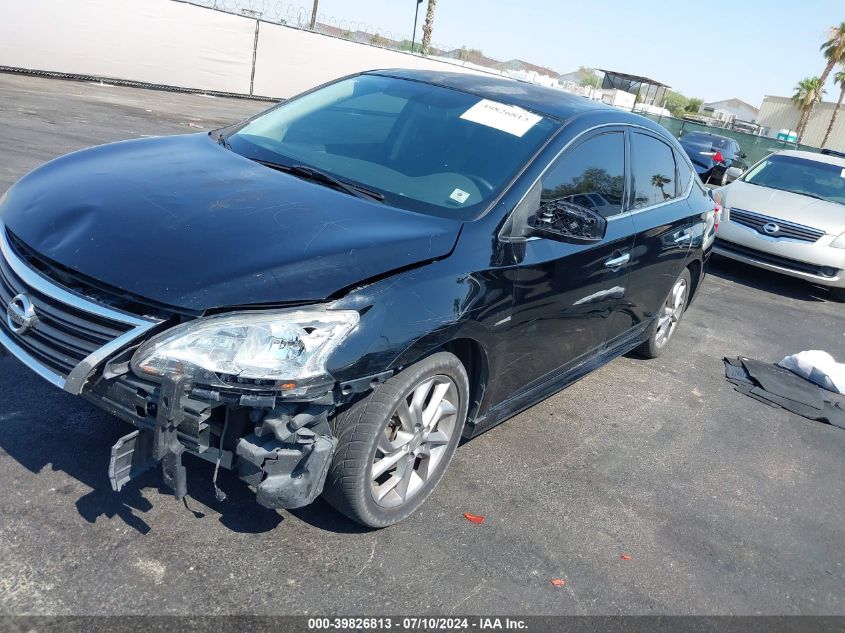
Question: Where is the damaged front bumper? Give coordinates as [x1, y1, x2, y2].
[88, 372, 337, 509]
[84, 367, 391, 510]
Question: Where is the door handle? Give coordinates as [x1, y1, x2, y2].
[674, 230, 692, 244]
[604, 252, 630, 269]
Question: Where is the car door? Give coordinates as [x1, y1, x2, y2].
[503, 130, 637, 396]
[625, 131, 700, 324]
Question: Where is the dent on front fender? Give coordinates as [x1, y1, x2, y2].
[327, 259, 506, 383]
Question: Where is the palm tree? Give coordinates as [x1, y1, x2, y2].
[822, 69, 845, 148]
[421, 0, 437, 56]
[651, 174, 673, 201]
[820, 23, 845, 94]
[805, 23, 845, 136]
[793, 77, 824, 143]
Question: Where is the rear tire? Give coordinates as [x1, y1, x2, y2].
[323, 352, 469, 528]
[635, 268, 692, 359]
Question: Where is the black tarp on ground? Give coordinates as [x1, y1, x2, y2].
[724, 357, 845, 430]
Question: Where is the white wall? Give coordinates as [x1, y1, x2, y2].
[252, 22, 486, 98]
[0, 0, 256, 94]
[0, 0, 493, 99]
[758, 96, 845, 150]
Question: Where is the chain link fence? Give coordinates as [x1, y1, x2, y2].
[180, 0, 458, 57]
[640, 114, 820, 166]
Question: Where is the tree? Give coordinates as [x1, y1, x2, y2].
[822, 68, 845, 147]
[651, 174, 673, 201]
[577, 67, 601, 89]
[663, 91, 689, 118]
[421, 0, 436, 55]
[684, 98, 703, 113]
[793, 77, 825, 143]
[456, 47, 485, 63]
[819, 23, 845, 96]
[803, 23, 845, 138]
[369, 33, 389, 47]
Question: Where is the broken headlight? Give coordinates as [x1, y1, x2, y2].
[130, 308, 359, 393]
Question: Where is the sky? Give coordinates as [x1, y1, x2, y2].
[302, 0, 843, 108]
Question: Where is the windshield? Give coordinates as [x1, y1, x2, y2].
[742, 154, 845, 206]
[226, 74, 558, 219]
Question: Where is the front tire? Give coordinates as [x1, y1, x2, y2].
[635, 268, 691, 359]
[323, 352, 469, 528]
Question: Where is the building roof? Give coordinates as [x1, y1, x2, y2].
[497, 59, 560, 79]
[703, 98, 759, 112]
[369, 69, 617, 121]
[596, 69, 670, 89]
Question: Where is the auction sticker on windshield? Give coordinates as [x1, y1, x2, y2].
[460, 99, 543, 137]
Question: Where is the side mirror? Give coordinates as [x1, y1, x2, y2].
[527, 201, 607, 244]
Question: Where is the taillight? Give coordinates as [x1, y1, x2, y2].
[713, 150, 724, 164]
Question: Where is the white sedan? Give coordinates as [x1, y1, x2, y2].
[713, 149, 845, 302]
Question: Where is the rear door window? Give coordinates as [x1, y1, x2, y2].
[630, 133, 678, 209]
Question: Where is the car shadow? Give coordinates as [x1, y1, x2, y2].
[708, 255, 835, 303]
[0, 358, 285, 535]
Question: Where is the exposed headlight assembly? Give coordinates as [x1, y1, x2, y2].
[131, 307, 359, 394]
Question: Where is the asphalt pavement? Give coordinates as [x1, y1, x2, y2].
[0, 73, 843, 616]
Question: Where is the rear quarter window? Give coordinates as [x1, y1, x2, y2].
[630, 132, 678, 209]
[674, 149, 694, 194]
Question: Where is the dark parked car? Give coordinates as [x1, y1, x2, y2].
[678, 130, 747, 185]
[0, 70, 714, 527]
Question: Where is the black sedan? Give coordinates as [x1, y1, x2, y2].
[0, 70, 715, 527]
[678, 130, 747, 185]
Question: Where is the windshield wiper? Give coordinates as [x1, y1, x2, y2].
[255, 160, 384, 202]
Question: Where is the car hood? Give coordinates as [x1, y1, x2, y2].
[0, 134, 463, 312]
[723, 180, 845, 236]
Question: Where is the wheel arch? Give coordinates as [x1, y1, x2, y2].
[391, 334, 490, 425]
[686, 256, 704, 304]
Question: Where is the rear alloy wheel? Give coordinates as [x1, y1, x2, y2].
[635, 268, 691, 359]
[323, 352, 468, 528]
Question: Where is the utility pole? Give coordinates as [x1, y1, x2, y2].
[309, 0, 318, 30]
[411, 0, 423, 53]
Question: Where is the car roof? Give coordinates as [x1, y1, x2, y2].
[366, 68, 613, 121]
[775, 149, 845, 167]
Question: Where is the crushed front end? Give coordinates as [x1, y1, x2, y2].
[0, 218, 382, 510]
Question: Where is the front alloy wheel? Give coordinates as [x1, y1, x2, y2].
[371, 375, 459, 508]
[324, 352, 469, 527]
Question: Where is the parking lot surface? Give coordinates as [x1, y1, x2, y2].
[0, 73, 843, 616]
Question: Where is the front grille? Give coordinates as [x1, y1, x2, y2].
[716, 239, 837, 277]
[729, 208, 825, 243]
[0, 223, 158, 391]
